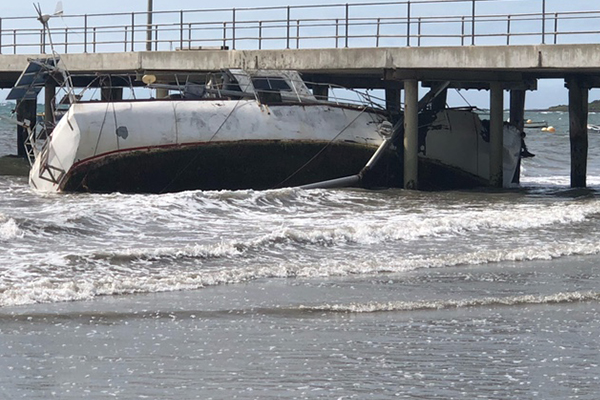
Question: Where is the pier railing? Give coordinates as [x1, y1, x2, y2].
[1, 0, 600, 54]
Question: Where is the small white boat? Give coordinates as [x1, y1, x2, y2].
[588, 124, 600, 132]
[524, 120, 548, 129]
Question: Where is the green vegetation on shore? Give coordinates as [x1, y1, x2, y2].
[547, 99, 600, 112]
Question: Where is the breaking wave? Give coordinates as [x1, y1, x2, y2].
[301, 291, 600, 313]
[3, 236, 600, 307]
[4, 184, 600, 307]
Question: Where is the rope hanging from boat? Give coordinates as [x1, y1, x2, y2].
[272, 106, 368, 189]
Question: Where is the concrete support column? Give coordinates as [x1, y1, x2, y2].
[44, 78, 57, 132]
[16, 100, 37, 158]
[156, 88, 169, 99]
[431, 88, 448, 112]
[489, 81, 504, 188]
[509, 89, 526, 184]
[312, 85, 329, 101]
[567, 77, 589, 188]
[404, 79, 419, 190]
[385, 86, 402, 122]
[509, 90, 526, 131]
[101, 86, 124, 102]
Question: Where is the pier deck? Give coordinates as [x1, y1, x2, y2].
[1, 43, 600, 89]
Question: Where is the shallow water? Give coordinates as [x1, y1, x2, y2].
[1, 109, 600, 398]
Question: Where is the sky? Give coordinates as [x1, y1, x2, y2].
[1, 0, 599, 109]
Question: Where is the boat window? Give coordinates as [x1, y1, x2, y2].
[251, 77, 292, 92]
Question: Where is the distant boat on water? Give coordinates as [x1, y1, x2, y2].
[524, 119, 548, 129]
[588, 124, 600, 132]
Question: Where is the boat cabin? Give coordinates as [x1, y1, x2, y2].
[217, 69, 317, 103]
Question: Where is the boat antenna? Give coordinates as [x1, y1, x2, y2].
[33, 2, 76, 104]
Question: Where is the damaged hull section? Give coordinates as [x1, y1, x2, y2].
[60, 140, 402, 193]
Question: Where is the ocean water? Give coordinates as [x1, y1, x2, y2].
[1, 107, 600, 399]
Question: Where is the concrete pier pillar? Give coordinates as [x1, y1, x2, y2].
[156, 88, 169, 99]
[404, 79, 418, 190]
[567, 77, 589, 188]
[16, 100, 37, 158]
[101, 86, 124, 102]
[312, 85, 329, 101]
[489, 81, 504, 187]
[385, 86, 402, 122]
[509, 89, 526, 184]
[44, 78, 56, 133]
[509, 90, 526, 131]
[431, 88, 448, 112]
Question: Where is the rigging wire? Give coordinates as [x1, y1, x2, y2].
[455, 88, 472, 108]
[93, 101, 112, 156]
[159, 96, 245, 193]
[272, 106, 368, 189]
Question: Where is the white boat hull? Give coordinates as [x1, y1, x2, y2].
[29, 101, 521, 193]
[30, 100, 393, 192]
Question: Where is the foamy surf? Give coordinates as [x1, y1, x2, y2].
[3, 235, 600, 307]
[0, 215, 21, 241]
[301, 291, 600, 313]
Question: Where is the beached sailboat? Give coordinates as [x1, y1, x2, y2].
[9, 60, 522, 193]
[22, 68, 403, 192]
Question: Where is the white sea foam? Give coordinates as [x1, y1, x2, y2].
[4, 236, 600, 307]
[233, 200, 600, 247]
[0, 216, 21, 241]
[301, 291, 600, 313]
